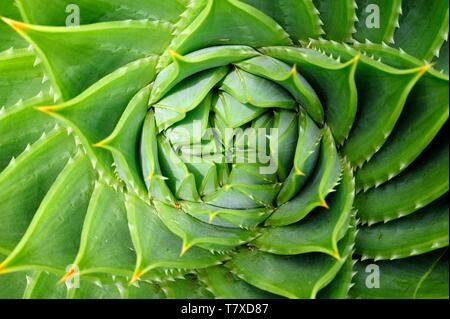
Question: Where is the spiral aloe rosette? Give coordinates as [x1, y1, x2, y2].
[0, 0, 448, 299]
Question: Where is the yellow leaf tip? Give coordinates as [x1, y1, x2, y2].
[419, 64, 432, 74]
[35, 106, 55, 113]
[0, 262, 6, 274]
[294, 167, 305, 176]
[1, 17, 28, 31]
[93, 140, 107, 148]
[319, 198, 329, 209]
[290, 64, 297, 75]
[331, 250, 341, 260]
[59, 267, 76, 284]
[168, 49, 180, 59]
[180, 242, 192, 256]
[129, 270, 143, 285]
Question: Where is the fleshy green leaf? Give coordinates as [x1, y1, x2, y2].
[261, 46, 358, 144]
[154, 200, 257, 253]
[0, 48, 50, 109]
[313, 0, 356, 42]
[255, 159, 354, 258]
[354, 0, 402, 44]
[227, 218, 355, 299]
[199, 266, 279, 299]
[265, 126, 341, 226]
[393, 0, 449, 61]
[351, 249, 449, 299]
[16, 0, 187, 25]
[355, 129, 449, 225]
[3, 18, 171, 100]
[0, 153, 95, 274]
[125, 194, 226, 282]
[356, 197, 449, 260]
[0, 128, 76, 254]
[240, 0, 324, 41]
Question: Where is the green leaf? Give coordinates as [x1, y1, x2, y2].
[255, 159, 354, 258]
[16, 0, 187, 25]
[94, 86, 150, 195]
[354, 0, 402, 44]
[0, 153, 95, 274]
[22, 271, 67, 299]
[307, 40, 428, 167]
[140, 110, 176, 205]
[68, 278, 122, 299]
[240, 0, 324, 41]
[0, 258, 29, 299]
[341, 58, 425, 167]
[393, 0, 449, 61]
[0, 93, 54, 172]
[270, 110, 298, 182]
[261, 46, 358, 144]
[356, 197, 449, 260]
[0, 128, 76, 254]
[199, 266, 279, 299]
[355, 128, 449, 224]
[266, 127, 341, 226]
[165, 93, 211, 146]
[151, 45, 260, 103]
[356, 71, 448, 190]
[236, 55, 324, 124]
[125, 194, 226, 282]
[154, 200, 257, 253]
[213, 92, 266, 129]
[3, 18, 171, 100]
[220, 67, 296, 109]
[351, 249, 449, 299]
[0, 0, 27, 51]
[163, 0, 292, 65]
[277, 108, 321, 205]
[434, 39, 449, 74]
[161, 275, 214, 299]
[313, 0, 357, 42]
[204, 181, 282, 210]
[154, 66, 228, 130]
[181, 201, 271, 229]
[40, 57, 157, 176]
[227, 218, 355, 299]
[318, 257, 355, 299]
[157, 135, 200, 202]
[0, 48, 50, 109]
[70, 182, 135, 278]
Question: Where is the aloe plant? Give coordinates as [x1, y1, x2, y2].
[0, 0, 448, 299]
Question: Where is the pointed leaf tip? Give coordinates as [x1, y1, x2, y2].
[35, 106, 56, 114]
[294, 167, 306, 176]
[168, 48, 181, 60]
[129, 271, 143, 286]
[319, 198, 329, 209]
[1, 17, 28, 31]
[59, 266, 76, 284]
[93, 139, 108, 149]
[180, 241, 193, 257]
[331, 250, 341, 260]
[418, 64, 433, 74]
[0, 262, 5, 274]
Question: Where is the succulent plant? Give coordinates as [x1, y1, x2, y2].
[0, 0, 448, 299]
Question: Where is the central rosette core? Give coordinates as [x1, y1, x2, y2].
[141, 45, 334, 229]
